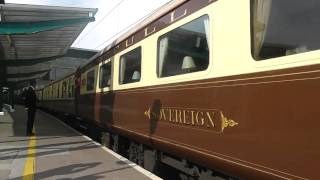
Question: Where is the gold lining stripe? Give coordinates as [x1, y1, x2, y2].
[115, 68, 320, 94]
[116, 75, 320, 95]
[22, 134, 36, 180]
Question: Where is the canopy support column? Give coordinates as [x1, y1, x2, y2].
[0, 62, 6, 115]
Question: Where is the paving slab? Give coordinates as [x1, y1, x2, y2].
[0, 106, 161, 180]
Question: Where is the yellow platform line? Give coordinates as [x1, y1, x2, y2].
[23, 131, 36, 180]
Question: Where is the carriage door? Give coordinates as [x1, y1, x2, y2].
[97, 59, 114, 125]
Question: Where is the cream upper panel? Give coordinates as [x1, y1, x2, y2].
[210, 0, 320, 78]
[98, 0, 249, 93]
[205, 0, 252, 78]
[103, 0, 320, 93]
[217, 0, 320, 75]
[110, 4, 215, 91]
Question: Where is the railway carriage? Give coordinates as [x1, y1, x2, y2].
[39, 73, 75, 116]
[38, 0, 320, 179]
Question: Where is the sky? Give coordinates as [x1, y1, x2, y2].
[5, 0, 171, 50]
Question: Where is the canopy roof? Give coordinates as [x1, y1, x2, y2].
[0, 3, 97, 87]
[0, 3, 97, 60]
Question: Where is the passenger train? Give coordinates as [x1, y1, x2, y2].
[36, 0, 320, 179]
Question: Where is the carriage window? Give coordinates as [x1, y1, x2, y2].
[67, 79, 71, 98]
[157, 15, 209, 78]
[53, 85, 56, 98]
[59, 81, 63, 98]
[50, 86, 53, 99]
[64, 79, 69, 98]
[70, 78, 74, 98]
[57, 83, 60, 98]
[55, 84, 58, 98]
[252, 0, 320, 60]
[100, 63, 111, 88]
[64, 80, 67, 98]
[86, 70, 95, 91]
[62, 81, 66, 98]
[59, 83, 62, 98]
[119, 47, 141, 84]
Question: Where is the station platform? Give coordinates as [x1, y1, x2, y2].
[0, 106, 161, 180]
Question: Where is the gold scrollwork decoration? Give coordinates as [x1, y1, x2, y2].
[220, 112, 239, 132]
[144, 108, 151, 119]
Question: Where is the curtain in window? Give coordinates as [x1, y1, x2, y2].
[99, 68, 104, 88]
[120, 57, 126, 84]
[252, 0, 272, 59]
[158, 37, 169, 77]
[204, 16, 210, 49]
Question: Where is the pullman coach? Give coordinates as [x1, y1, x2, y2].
[37, 0, 320, 179]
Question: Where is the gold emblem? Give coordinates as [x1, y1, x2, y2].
[144, 108, 151, 119]
[220, 112, 239, 132]
[144, 107, 239, 133]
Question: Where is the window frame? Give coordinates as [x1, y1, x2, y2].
[86, 69, 95, 91]
[62, 80, 67, 98]
[70, 76, 74, 98]
[156, 14, 211, 79]
[99, 62, 112, 89]
[118, 46, 142, 85]
[80, 67, 97, 95]
[67, 78, 71, 98]
[250, 0, 320, 67]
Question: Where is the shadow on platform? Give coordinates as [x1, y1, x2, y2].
[9, 162, 134, 180]
[0, 140, 99, 161]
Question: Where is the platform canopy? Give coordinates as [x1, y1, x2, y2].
[6, 47, 98, 88]
[0, 3, 97, 60]
[0, 3, 97, 87]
